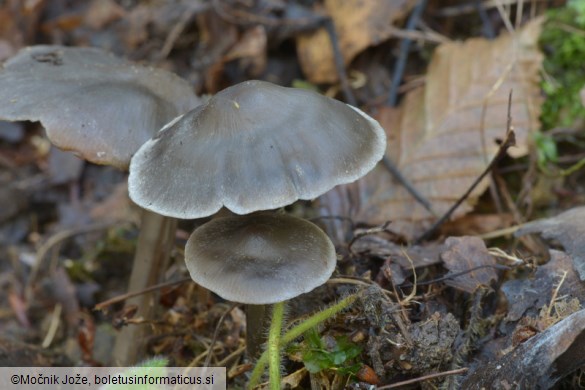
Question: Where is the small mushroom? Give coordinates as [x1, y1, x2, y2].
[185, 213, 336, 305]
[0, 45, 199, 169]
[0, 45, 201, 365]
[129, 79, 387, 218]
[185, 212, 336, 387]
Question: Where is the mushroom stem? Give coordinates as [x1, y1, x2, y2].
[112, 209, 177, 365]
[268, 302, 285, 390]
[246, 304, 268, 358]
[248, 293, 359, 389]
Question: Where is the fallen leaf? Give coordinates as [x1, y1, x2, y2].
[462, 308, 585, 389]
[78, 311, 96, 363]
[515, 206, 585, 280]
[350, 234, 445, 269]
[296, 0, 415, 83]
[318, 19, 543, 240]
[439, 213, 514, 237]
[440, 236, 498, 293]
[223, 25, 267, 77]
[501, 250, 585, 322]
[84, 0, 126, 29]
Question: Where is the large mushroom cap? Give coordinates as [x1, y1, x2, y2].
[129, 80, 386, 218]
[0, 45, 200, 169]
[185, 213, 336, 304]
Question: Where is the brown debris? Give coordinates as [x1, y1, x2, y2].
[389, 312, 460, 376]
[462, 309, 585, 389]
[318, 19, 543, 240]
[501, 250, 585, 323]
[516, 206, 585, 280]
[297, 0, 415, 83]
[440, 236, 499, 293]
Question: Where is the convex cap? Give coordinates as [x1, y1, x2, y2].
[0, 45, 200, 169]
[185, 213, 336, 304]
[129, 80, 386, 218]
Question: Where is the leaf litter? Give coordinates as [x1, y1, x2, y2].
[319, 18, 544, 241]
[0, 1, 584, 389]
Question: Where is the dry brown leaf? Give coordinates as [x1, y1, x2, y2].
[318, 19, 543, 240]
[84, 0, 126, 30]
[296, 0, 415, 83]
[223, 25, 267, 77]
[515, 206, 585, 280]
[440, 236, 498, 293]
[440, 213, 514, 237]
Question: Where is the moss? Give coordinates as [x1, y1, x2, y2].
[539, 1, 585, 130]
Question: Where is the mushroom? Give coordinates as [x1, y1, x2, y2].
[128, 79, 387, 219]
[185, 213, 337, 388]
[0, 45, 198, 169]
[0, 45, 201, 364]
[185, 213, 336, 304]
[127, 79, 386, 364]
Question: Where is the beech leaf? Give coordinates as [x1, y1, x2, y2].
[319, 19, 544, 240]
[296, 0, 415, 83]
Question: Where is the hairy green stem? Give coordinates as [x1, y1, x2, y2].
[248, 293, 359, 389]
[268, 302, 285, 390]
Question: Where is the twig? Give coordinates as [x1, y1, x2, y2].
[26, 221, 123, 305]
[383, 0, 435, 218]
[546, 270, 567, 319]
[437, 0, 547, 17]
[382, 155, 436, 215]
[348, 222, 392, 255]
[478, 224, 522, 239]
[377, 367, 469, 389]
[204, 302, 239, 367]
[474, 0, 496, 38]
[405, 264, 511, 287]
[414, 92, 516, 244]
[216, 345, 246, 367]
[387, 24, 449, 44]
[158, 8, 197, 60]
[42, 303, 62, 348]
[323, 18, 356, 106]
[493, 0, 515, 34]
[387, 0, 427, 106]
[94, 277, 192, 311]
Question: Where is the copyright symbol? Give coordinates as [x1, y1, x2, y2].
[11, 375, 19, 384]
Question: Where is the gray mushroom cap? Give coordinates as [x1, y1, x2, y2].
[129, 80, 386, 218]
[185, 213, 336, 304]
[0, 45, 200, 169]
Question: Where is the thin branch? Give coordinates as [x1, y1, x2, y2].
[323, 18, 356, 106]
[378, 367, 469, 389]
[94, 277, 192, 311]
[387, 0, 428, 106]
[414, 91, 516, 244]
